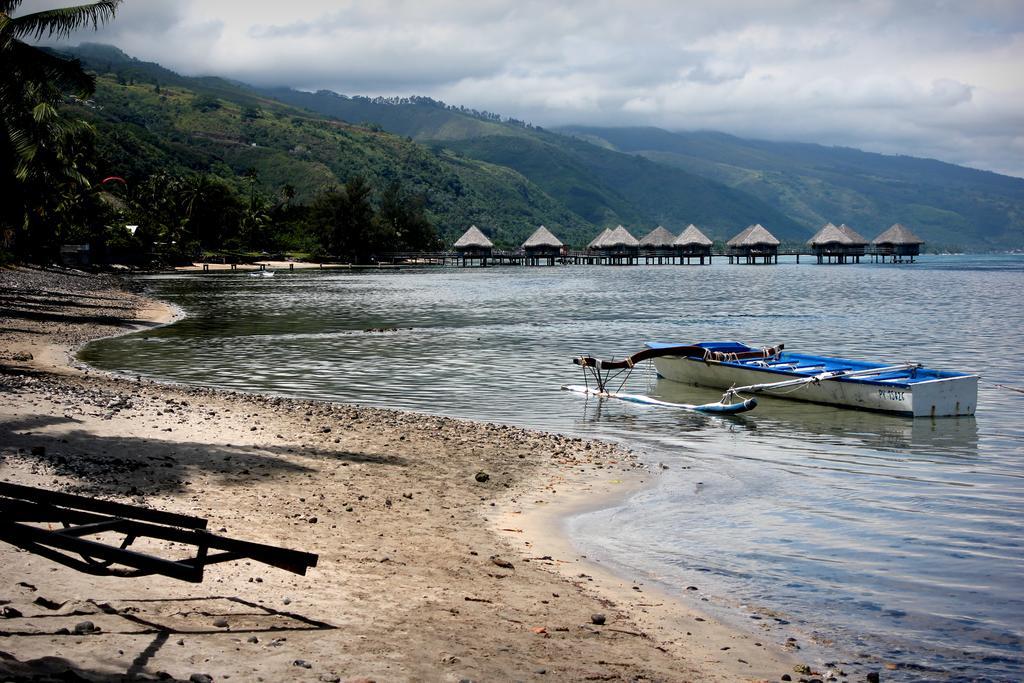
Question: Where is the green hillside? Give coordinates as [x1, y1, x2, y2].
[559, 127, 1024, 251]
[264, 87, 806, 242]
[265, 84, 1024, 250]
[260, 88, 522, 142]
[441, 133, 805, 240]
[59, 44, 1024, 251]
[57, 45, 592, 248]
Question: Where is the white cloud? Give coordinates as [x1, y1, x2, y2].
[19, 0, 1024, 176]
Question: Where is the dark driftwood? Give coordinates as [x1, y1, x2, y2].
[0, 482, 318, 583]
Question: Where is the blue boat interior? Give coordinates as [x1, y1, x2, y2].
[645, 341, 970, 386]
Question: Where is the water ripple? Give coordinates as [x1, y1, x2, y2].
[84, 257, 1024, 681]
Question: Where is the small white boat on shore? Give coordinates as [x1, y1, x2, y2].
[570, 342, 978, 417]
[647, 342, 977, 417]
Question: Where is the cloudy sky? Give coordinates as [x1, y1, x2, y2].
[26, 0, 1024, 177]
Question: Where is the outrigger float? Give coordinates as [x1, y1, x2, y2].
[566, 341, 978, 417]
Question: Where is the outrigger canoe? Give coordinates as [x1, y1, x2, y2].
[570, 342, 978, 417]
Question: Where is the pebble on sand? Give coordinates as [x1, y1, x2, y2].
[73, 620, 99, 635]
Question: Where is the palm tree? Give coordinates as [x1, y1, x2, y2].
[1, 1, 122, 257]
[281, 183, 296, 206]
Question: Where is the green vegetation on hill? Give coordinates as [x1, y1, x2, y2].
[265, 84, 1024, 251]
[55, 44, 595, 250]
[260, 88, 523, 142]
[265, 87, 806, 242]
[2, 3, 123, 263]
[27, 43, 1022, 257]
[441, 132, 805, 240]
[558, 126, 1024, 251]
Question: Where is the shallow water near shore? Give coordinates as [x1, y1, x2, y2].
[82, 255, 1024, 680]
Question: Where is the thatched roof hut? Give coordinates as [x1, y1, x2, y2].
[640, 225, 678, 263]
[592, 225, 640, 264]
[727, 224, 779, 263]
[873, 223, 923, 247]
[673, 224, 713, 248]
[603, 225, 639, 249]
[453, 225, 493, 261]
[639, 226, 676, 249]
[808, 223, 867, 262]
[837, 223, 868, 246]
[454, 225, 493, 250]
[871, 223, 924, 261]
[807, 222, 847, 247]
[672, 224, 714, 261]
[587, 228, 613, 250]
[728, 224, 779, 248]
[522, 225, 563, 250]
[523, 225, 564, 264]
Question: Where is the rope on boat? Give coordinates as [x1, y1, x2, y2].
[986, 381, 1024, 395]
[720, 362, 922, 405]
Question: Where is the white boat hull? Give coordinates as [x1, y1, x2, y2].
[653, 356, 977, 417]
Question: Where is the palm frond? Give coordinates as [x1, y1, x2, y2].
[31, 100, 58, 123]
[9, 0, 121, 41]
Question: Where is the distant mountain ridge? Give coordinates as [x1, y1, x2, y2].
[52, 44, 595, 247]
[261, 87, 807, 241]
[262, 85, 1024, 250]
[558, 126, 1024, 250]
[58, 44, 1024, 250]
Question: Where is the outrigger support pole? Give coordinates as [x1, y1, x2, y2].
[721, 362, 922, 403]
[574, 344, 785, 395]
[0, 482, 319, 583]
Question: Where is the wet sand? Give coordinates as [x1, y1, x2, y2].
[0, 265, 802, 681]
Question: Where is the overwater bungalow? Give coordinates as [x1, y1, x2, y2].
[727, 224, 780, 264]
[598, 225, 640, 265]
[586, 228, 613, 252]
[673, 224, 713, 264]
[453, 225, 493, 266]
[522, 225, 564, 266]
[871, 223, 924, 263]
[639, 226, 676, 264]
[808, 222, 869, 264]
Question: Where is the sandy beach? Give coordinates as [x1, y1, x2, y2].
[174, 261, 337, 272]
[0, 265, 804, 682]
[174, 261, 392, 273]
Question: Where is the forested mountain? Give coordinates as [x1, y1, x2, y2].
[266, 84, 1024, 251]
[263, 88, 806, 241]
[60, 44, 1024, 250]
[557, 127, 1024, 251]
[56, 45, 591, 248]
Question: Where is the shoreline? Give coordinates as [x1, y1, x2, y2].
[1, 265, 803, 681]
[494, 476, 803, 679]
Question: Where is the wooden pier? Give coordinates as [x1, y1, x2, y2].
[378, 249, 892, 266]
[417, 222, 926, 267]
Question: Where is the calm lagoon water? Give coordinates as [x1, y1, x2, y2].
[82, 256, 1024, 680]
